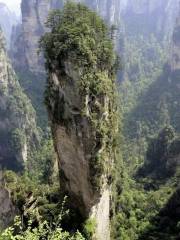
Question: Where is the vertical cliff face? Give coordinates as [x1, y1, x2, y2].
[41, 3, 118, 239]
[171, 4, 180, 71]
[0, 29, 39, 171]
[122, 0, 179, 39]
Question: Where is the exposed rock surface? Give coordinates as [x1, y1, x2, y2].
[0, 29, 39, 170]
[0, 171, 16, 230]
[122, 0, 179, 39]
[47, 60, 116, 240]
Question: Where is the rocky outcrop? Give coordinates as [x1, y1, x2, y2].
[41, 4, 118, 239]
[0, 29, 40, 171]
[0, 171, 16, 230]
[47, 59, 117, 240]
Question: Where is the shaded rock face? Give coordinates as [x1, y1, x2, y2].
[0, 30, 39, 170]
[122, 0, 179, 39]
[0, 171, 16, 230]
[171, 4, 180, 71]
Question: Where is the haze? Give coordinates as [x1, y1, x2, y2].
[0, 0, 21, 15]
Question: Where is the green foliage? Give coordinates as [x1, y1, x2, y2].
[3, 169, 60, 219]
[113, 18, 180, 239]
[83, 218, 96, 239]
[27, 136, 57, 184]
[11, 128, 26, 151]
[112, 175, 174, 240]
[0, 216, 85, 240]
[16, 70, 47, 129]
[141, 126, 176, 178]
[40, 2, 117, 72]
[0, 67, 40, 171]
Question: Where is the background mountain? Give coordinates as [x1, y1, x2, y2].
[0, 3, 19, 48]
[0, 29, 39, 171]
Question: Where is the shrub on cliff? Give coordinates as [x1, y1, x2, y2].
[40, 1, 119, 73]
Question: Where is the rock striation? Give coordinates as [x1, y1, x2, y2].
[0, 29, 39, 171]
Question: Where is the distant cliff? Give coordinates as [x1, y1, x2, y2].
[0, 3, 19, 48]
[0, 29, 40, 171]
[122, 0, 179, 39]
[123, 3, 180, 140]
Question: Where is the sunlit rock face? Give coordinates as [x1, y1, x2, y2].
[0, 29, 39, 171]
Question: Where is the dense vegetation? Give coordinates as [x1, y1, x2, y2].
[112, 8, 180, 239]
[16, 70, 48, 129]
